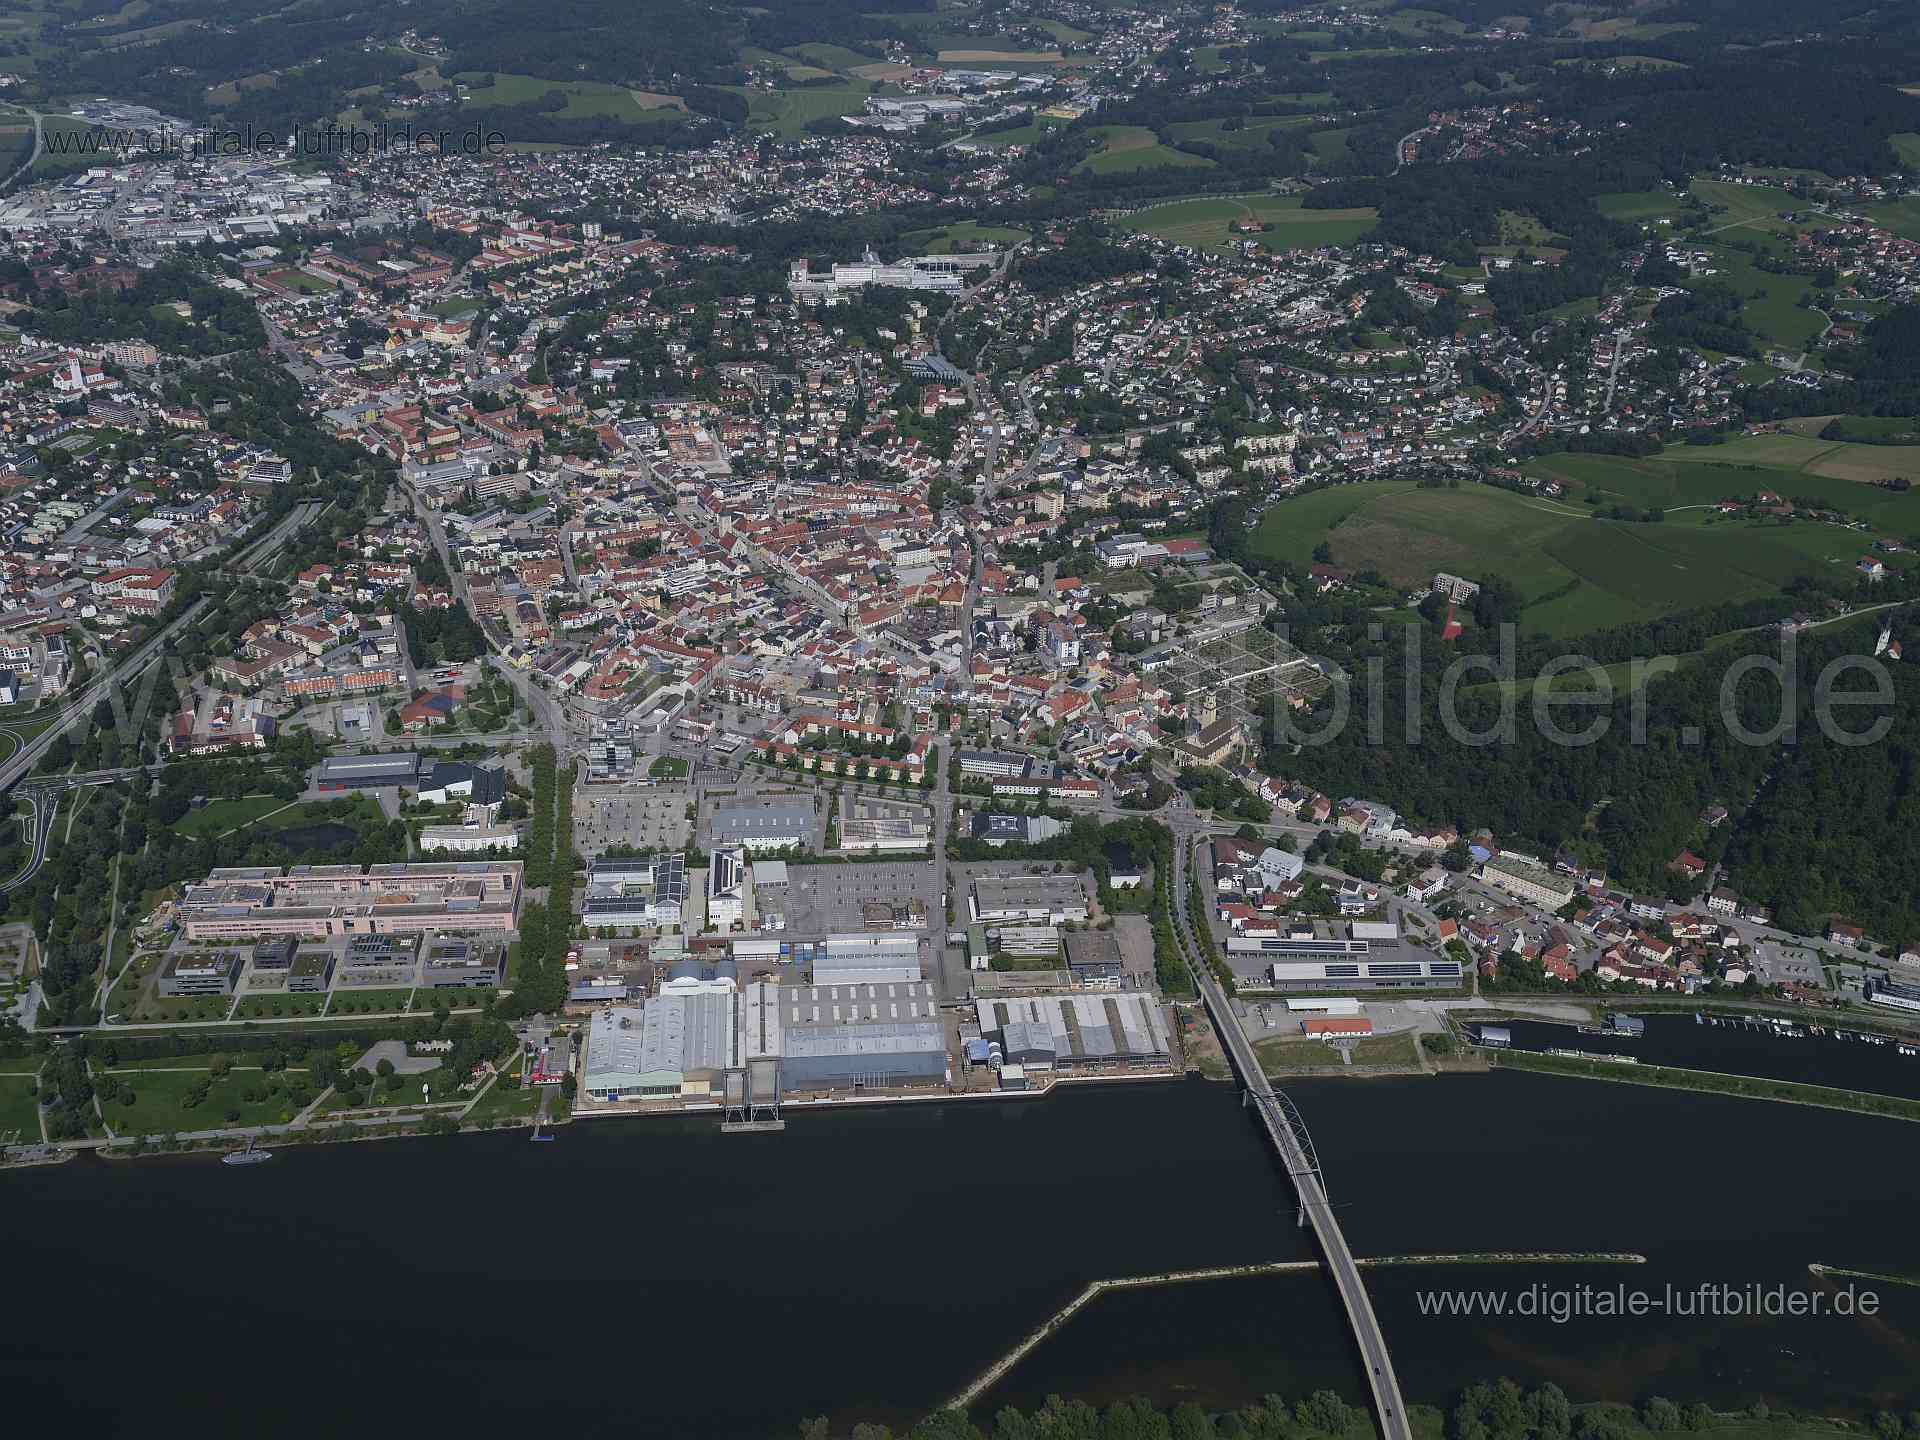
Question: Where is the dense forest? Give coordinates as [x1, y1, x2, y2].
[1258, 608, 1916, 939]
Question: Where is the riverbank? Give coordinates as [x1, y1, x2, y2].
[1492, 1048, 1920, 1121]
[10, 1068, 1194, 1168]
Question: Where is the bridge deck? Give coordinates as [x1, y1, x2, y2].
[1178, 837, 1412, 1440]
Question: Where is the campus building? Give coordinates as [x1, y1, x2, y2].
[177, 862, 522, 939]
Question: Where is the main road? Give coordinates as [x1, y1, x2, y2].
[1169, 830, 1413, 1440]
[0, 597, 211, 797]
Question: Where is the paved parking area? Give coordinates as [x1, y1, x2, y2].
[575, 783, 693, 855]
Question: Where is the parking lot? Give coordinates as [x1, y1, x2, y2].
[575, 783, 694, 854]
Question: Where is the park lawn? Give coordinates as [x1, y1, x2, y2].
[233, 990, 330, 1019]
[102, 1066, 304, 1135]
[1076, 125, 1214, 174]
[462, 1076, 544, 1126]
[260, 795, 386, 831]
[412, 986, 495, 1011]
[901, 220, 1028, 252]
[104, 949, 165, 1020]
[326, 987, 417, 1016]
[429, 296, 480, 319]
[648, 755, 691, 779]
[171, 794, 292, 838]
[135, 992, 235, 1024]
[0, 1071, 40, 1142]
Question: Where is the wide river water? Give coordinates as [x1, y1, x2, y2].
[4, 1071, 1917, 1437]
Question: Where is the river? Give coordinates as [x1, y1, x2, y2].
[2, 1074, 1916, 1437]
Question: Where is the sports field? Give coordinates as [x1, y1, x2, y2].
[1247, 479, 1895, 636]
[1121, 194, 1376, 253]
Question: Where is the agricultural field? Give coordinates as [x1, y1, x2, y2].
[1248, 479, 1886, 636]
[1689, 244, 1826, 352]
[1526, 449, 1920, 541]
[1862, 195, 1920, 242]
[1029, 18, 1095, 45]
[1167, 113, 1318, 155]
[1892, 134, 1920, 168]
[452, 73, 685, 125]
[1668, 433, 1920, 487]
[935, 49, 1065, 66]
[1594, 189, 1690, 224]
[1379, 8, 1471, 38]
[1689, 179, 1803, 234]
[1075, 125, 1215, 175]
[965, 116, 1065, 147]
[1121, 194, 1376, 254]
[729, 81, 876, 137]
[1778, 414, 1920, 443]
[1307, 127, 1354, 164]
[787, 42, 881, 72]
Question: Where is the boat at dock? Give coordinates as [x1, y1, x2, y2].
[221, 1138, 271, 1167]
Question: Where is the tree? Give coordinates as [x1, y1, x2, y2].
[1643, 1399, 1682, 1433]
[1300, 1391, 1351, 1435]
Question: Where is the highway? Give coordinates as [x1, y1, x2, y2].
[1170, 831, 1413, 1440]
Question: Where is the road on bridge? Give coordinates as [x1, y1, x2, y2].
[1171, 831, 1413, 1440]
